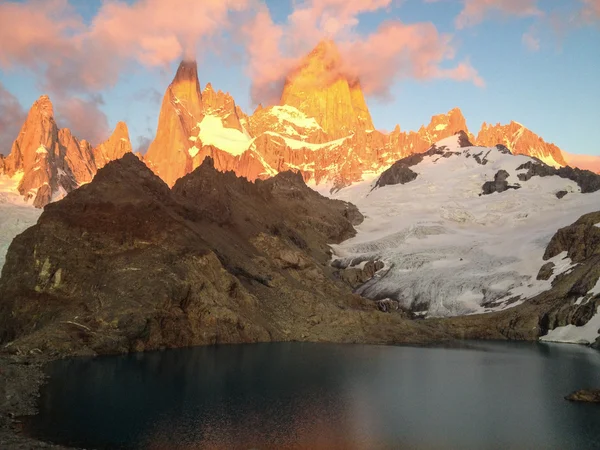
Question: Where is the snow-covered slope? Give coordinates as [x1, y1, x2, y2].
[328, 135, 600, 317]
[0, 173, 42, 272]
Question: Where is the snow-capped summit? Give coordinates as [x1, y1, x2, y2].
[328, 134, 600, 318]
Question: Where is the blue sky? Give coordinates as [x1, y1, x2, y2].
[0, 0, 599, 155]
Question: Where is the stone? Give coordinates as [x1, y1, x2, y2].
[565, 389, 600, 403]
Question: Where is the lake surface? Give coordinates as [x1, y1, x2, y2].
[26, 341, 600, 449]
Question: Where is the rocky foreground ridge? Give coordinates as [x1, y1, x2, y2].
[0, 152, 599, 356]
[0, 154, 450, 356]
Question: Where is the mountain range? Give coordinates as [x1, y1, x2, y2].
[0, 40, 590, 207]
[1, 40, 599, 355]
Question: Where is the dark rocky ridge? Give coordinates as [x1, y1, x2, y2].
[0, 154, 446, 356]
[517, 161, 600, 193]
[374, 145, 445, 189]
[374, 130, 476, 190]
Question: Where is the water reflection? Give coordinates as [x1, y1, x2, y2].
[27, 342, 600, 449]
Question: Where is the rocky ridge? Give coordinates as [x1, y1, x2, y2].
[0, 154, 448, 356]
[477, 121, 566, 168]
[137, 40, 577, 191]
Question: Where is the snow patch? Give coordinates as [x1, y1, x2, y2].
[196, 115, 254, 156]
[269, 105, 323, 131]
[540, 307, 600, 345]
[264, 132, 349, 151]
[434, 123, 448, 131]
[0, 173, 41, 271]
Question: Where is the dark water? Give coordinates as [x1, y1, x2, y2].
[26, 341, 600, 450]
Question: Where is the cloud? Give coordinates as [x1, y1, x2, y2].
[563, 151, 600, 174]
[1, 0, 485, 122]
[56, 95, 110, 146]
[454, 0, 542, 29]
[0, 0, 251, 143]
[239, 3, 295, 105]
[340, 21, 484, 95]
[581, 0, 600, 23]
[522, 27, 540, 51]
[0, 82, 26, 155]
[242, 0, 484, 104]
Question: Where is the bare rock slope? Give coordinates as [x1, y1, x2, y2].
[0, 154, 446, 356]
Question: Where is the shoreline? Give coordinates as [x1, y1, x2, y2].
[0, 354, 73, 449]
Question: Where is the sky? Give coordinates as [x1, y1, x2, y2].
[0, 0, 599, 157]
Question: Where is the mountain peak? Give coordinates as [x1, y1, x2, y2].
[33, 94, 54, 118]
[173, 60, 199, 83]
[476, 121, 566, 167]
[280, 40, 374, 138]
[309, 39, 341, 60]
[448, 107, 465, 117]
[144, 59, 205, 187]
[92, 121, 132, 170]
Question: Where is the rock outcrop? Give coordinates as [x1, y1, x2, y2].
[0, 154, 447, 356]
[477, 121, 567, 167]
[517, 161, 600, 193]
[565, 389, 600, 403]
[481, 170, 520, 195]
[92, 121, 133, 170]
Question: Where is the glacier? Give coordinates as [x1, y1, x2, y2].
[326, 135, 600, 317]
[0, 173, 42, 272]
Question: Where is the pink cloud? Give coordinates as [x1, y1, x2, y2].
[522, 27, 541, 51]
[243, 0, 484, 104]
[0, 82, 26, 155]
[338, 21, 484, 96]
[563, 151, 600, 174]
[57, 96, 110, 146]
[239, 3, 296, 105]
[454, 0, 542, 29]
[580, 0, 600, 23]
[0, 0, 485, 131]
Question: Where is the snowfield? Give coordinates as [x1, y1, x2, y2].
[540, 307, 600, 345]
[326, 135, 600, 317]
[0, 173, 42, 272]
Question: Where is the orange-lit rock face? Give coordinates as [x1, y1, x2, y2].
[248, 105, 329, 143]
[476, 121, 566, 167]
[0, 95, 97, 207]
[144, 60, 204, 187]
[93, 121, 133, 170]
[202, 83, 245, 133]
[420, 108, 474, 145]
[280, 40, 375, 139]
